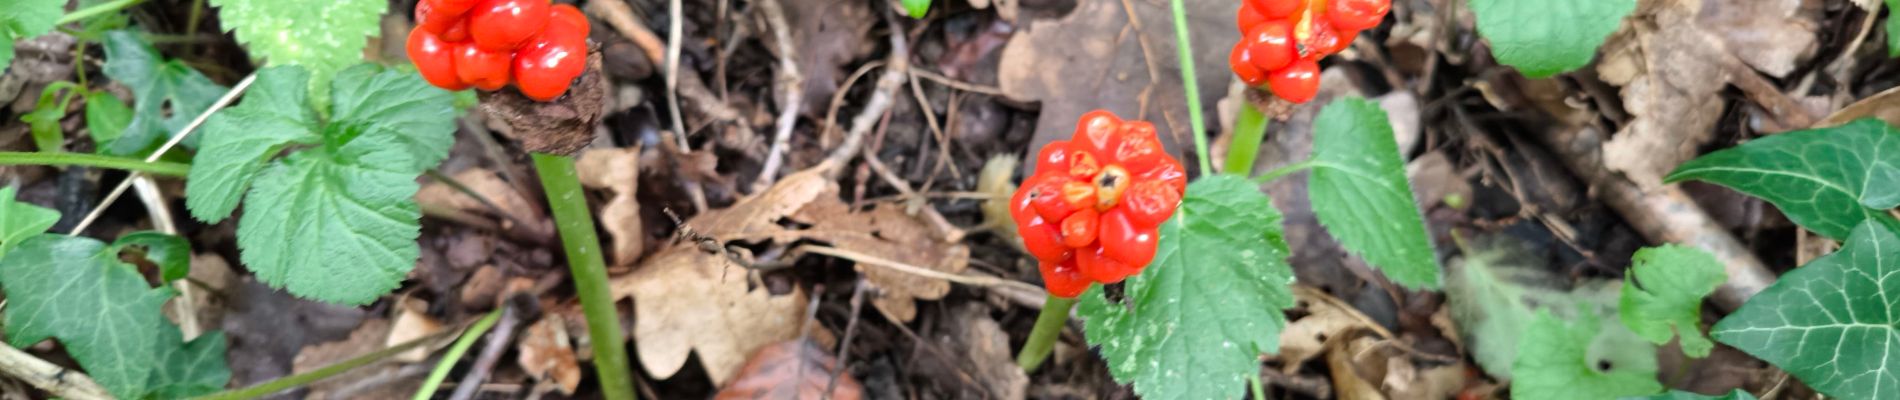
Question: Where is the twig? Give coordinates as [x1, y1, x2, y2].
[795, 245, 1046, 295]
[909, 69, 1006, 97]
[825, 281, 868, 398]
[325, 364, 431, 400]
[665, 0, 689, 148]
[821, 11, 911, 170]
[907, 69, 961, 183]
[585, 0, 718, 150]
[134, 175, 202, 339]
[753, 0, 805, 190]
[448, 307, 522, 400]
[860, 149, 965, 242]
[68, 72, 257, 236]
[0, 344, 111, 400]
[821, 61, 887, 148]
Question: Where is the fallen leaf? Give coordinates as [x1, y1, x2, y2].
[611, 167, 831, 384]
[1327, 333, 1387, 400]
[577, 147, 645, 266]
[939, 304, 1027, 400]
[294, 319, 414, 399]
[1817, 85, 1900, 128]
[794, 199, 969, 322]
[518, 315, 582, 395]
[417, 168, 546, 232]
[1381, 357, 1468, 400]
[1595, 2, 1730, 188]
[998, 0, 1238, 172]
[459, 265, 506, 309]
[1693, 0, 1816, 78]
[713, 340, 863, 400]
[386, 299, 443, 363]
[783, 0, 875, 114]
[1276, 286, 1377, 372]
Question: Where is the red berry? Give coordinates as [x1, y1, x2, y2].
[1039, 260, 1091, 298]
[1328, 0, 1389, 31]
[469, 0, 550, 51]
[1076, 245, 1139, 284]
[1120, 180, 1180, 227]
[1020, 216, 1071, 264]
[548, 3, 590, 36]
[1268, 59, 1320, 103]
[441, 17, 471, 42]
[1074, 110, 1123, 156]
[1230, 43, 1267, 86]
[1098, 209, 1159, 269]
[1237, 1, 1268, 30]
[1060, 208, 1100, 248]
[1303, 19, 1354, 57]
[407, 29, 467, 91]
[453, 43, 512, 91]
[513, 26, 587, 101]
[1244, 20, 1296, 73]
[415, 1, 459, 35]
[1247, 0, 1302, 19]
[1034, 140, 1071, 176]
[430, 0, 481, 16]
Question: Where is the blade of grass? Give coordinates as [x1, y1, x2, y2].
[1168, 0, 1212, 175]
[411, 309, 503, 399]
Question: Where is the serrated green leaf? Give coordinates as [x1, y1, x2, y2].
[1469, 0, 1635, 77]
[1511, 310, 1664, 400]
[147, 326, 231, 398]
[113, 231, 191, 282]
[209, 0, 386, 101]
[0, 234, 173, 399]
[85, 90, 132, 147]
[185, 66, 320, 222]
[1308, 97, 1440, 288]
[1665, 118, 1900, 240]
[208, 64, 453, 305]
[1711, 220, 1900, 400]
[1618, 245, 1725, 358]
[1446, 234, 1658, 380]
[902, 0, 930, 18]
[20, 84, 72, 152]
[1076, 175, 1295, 400]
[0, 186, 57, 258]
[101, 30, 228, 156]
[0, 0, 63, 67]
[1630, 389, 1758, 400]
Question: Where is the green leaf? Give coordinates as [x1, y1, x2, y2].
[1446, 234, 1659, 380]
[101, 30, 228, 156]
[185, 66, 320, 222]
[1469, 0, 1635, 77]
[0, 234, 174, 399]
[1618, 245, 1725, 358]
[113, 231, 191, 282]
[147, 327, 231, 398]
[1665, 118, 1900, 240]
[1631, 389, 1758, 400]
[1711, 220, 1900, 400]
[1076, 175, 1296, 400]
[201, 64, 454, 304]
[901, 0, 930, 18]
[1511, 310, 1665, 400]
[209, 0, 386, 101]
[0, 0, 64, 67]
[1308, 97, 1440, 289]
[85, 90, 133, 147]
[20, 83, 74, 152]
[0, 186, 57, 258]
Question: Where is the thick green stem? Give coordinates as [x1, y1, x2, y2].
[0, 152, 189, 176]
[1017, 294, 1080, 373]
[191, 330, 454, 400]
[1223, 101, 1270, 175]
[531, 153, 638, 400]
[412, 309, 502, 400]
[1167, 0, 1213, 175]
[57, 0, 142, 25]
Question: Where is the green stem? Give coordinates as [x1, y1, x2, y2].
[1223, 101, 1270, 175]
[0, 152, 189, 176]
[412, 309, 503, 400]
[1168, 0, 1213, 175]
[56, 0, 142, 25]
[531, 153, 638, 400]
[1253, 160, 1318, 185]
[1016, 294, 1080, 373]
[1250, 370, 1266, 399]
[191, 329, 454, 400]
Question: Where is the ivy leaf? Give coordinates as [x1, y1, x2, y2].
[0, 186, 57, 258]
[0, 234, 174, 399]
[1634, 389, 1758, 400]
[208, 0, 386, 100]
[208, 64, 454, 304]
[1665, 118, 1900, 240]
[1711, 220, 1900, 399]
[113, 231, 191, 283]
[185, 66, 320, 223]
[84, 90, 133, 147]
[1469, 0, 1635, 77]
[1076, 175, 1296, 399]
[147, 326, 231, 398]
[0, 0, 63, 67]
[1618, 245, 1725, 358]
[100, 30, 228, 156]
[1308, 97, 1440, 289]
[1511, 310, 1664, 400]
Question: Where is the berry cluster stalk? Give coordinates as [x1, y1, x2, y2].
[532, 153, 638, 400]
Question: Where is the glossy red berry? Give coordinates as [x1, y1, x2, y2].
[1098, 209, 1159, 271]
[1247, 0, 1302, 19]
[1011, 111, 1184, 297]
[407, 29, 468, 91]
[1268, 59, 1320, 103]
[1231, 44, 1267, 87]
[431, 0, 481, 16]
[1238, 2, 1268, 30]
[469, 0, 551, 51]
[454, 43, 512, 90]
[1302, 19, 1355, 58]
[1039, 260, 1091, 298]
[1243, 20, 1297, 77]
[548, 4, 590, 35]
[513, 27, 587, 100]
[415, 0, 460, 36]
[1328, 0, 1389, 31]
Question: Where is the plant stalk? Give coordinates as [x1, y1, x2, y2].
[531, 153, 638, 400]
[1168, 0, 1213, 175]
[57, 0, 143, 25]
[1223, 101, 1270, 175]
[412, 309, 503, 400]
[191, 329, 455, 400]
[1017, 294, 1080, 373]
[0, 152, 190, 176]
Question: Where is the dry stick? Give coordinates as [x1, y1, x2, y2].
[67, 73, 258, 236]
[584, 0, 704, 150]
[908, 69, 1006, 97]
[820, 61, 888, 148]
[447, 306, 522, 400]
[665, 0, 688, 149]
[753, 0, 804, 190]
[825, 281, 869, 398]
[821, 13, 911, 170]
[796, 245, 1046, 295]
[0, 344, 111, 400]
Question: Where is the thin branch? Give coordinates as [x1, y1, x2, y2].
[69, 72, 258, 237]
[753, 0, 805, 190]
[0, 344, 111, 400]
[448, 307, 521, 400]
[822, 11, 911, 170]
[795, 245, 1047, 295]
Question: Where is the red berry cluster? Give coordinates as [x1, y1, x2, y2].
[1011, 111, 1187, 298]
[407, 0, 591, 101]
[1229, 0, 1389, 103]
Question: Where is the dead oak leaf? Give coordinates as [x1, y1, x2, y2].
[518, 315, 582, 395]
[577, 147, 645, 266]
[1595, 3, 1727, 188]
[1276, 285, 1377, 373]
[793, 199, 969, 322]
[713, 340, 863, 400]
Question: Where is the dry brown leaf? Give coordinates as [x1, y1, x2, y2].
[998, 0, 1237, 169]
[1276, 286, 1377, 372]
[783, 0, 874, 114]
[1694, 0, 1816, 78]
[940, 305, 1027, 400]
[794, 199, 969, 322]
[1818, 85, 1900, 128]
[713, 340, 863, 400]
[386, 299, 443, 363]
[459, 265, 506, 309]
[577, 147, 645, 266]
[417, 168, 545, 230]
[1595, 3, 1728, 188]
[611, 167, 831, 384]
[1327, 333, 1387, 400]
[518, 315, 582, 395]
